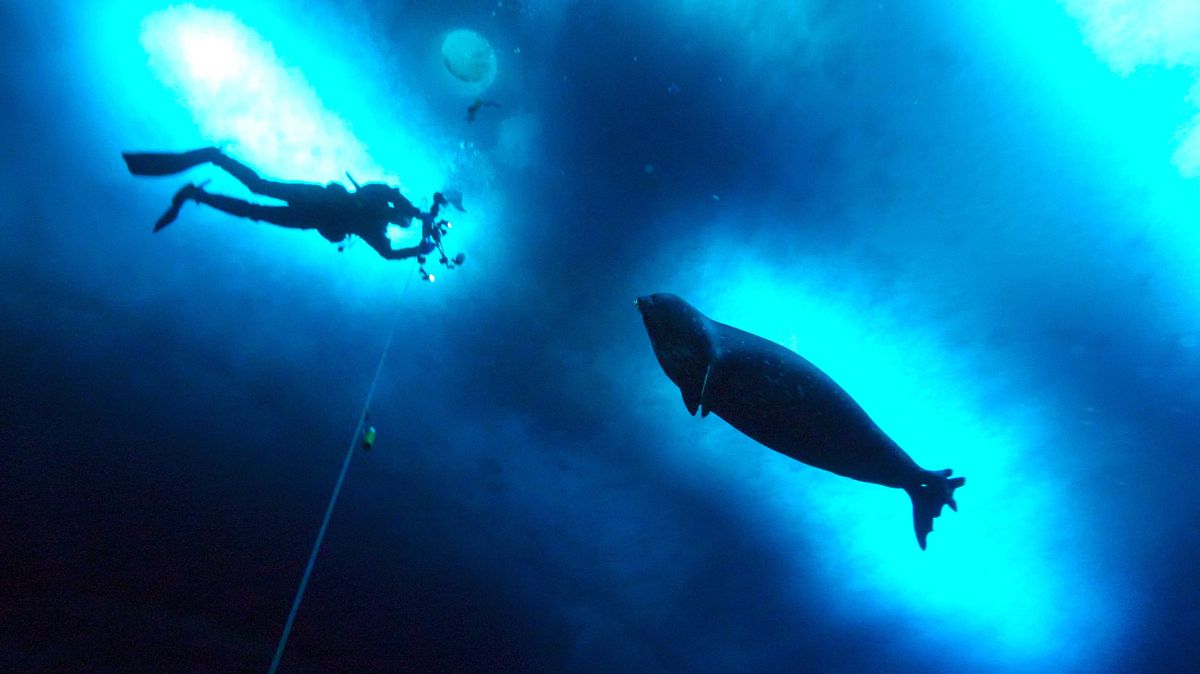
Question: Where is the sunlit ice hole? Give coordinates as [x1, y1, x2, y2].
[138, 5, 444, 248]
[178, 25, 240, 88]
[140, 6, 371, 183]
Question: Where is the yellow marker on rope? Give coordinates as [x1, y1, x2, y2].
[362, 425, 376, 451]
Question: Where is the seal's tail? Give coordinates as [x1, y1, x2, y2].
[904, 468, 965, 550]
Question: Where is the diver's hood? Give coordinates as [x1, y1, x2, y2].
[356, 183, 401, 201]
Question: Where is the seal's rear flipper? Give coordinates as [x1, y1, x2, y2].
[123, 148, 219, 176]
[904, 469, 965, 550]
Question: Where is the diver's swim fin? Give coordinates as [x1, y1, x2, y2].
[123, 148, 219, 176]
[153, 181, 207, 232]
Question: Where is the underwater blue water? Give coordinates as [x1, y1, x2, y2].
[2, 0, 1198, 671]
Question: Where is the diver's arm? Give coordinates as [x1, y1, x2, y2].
[382, 246, 422, 260]
[395, 204, 422, 224]
[381, 238, 437, 261]
[359, 228, 435, 261]
[375, 246, 417, 260]
[358, 228, 409, 260]
[367, 239, 421, 261]
[390, 194, 422, 226]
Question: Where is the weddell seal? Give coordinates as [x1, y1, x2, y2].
[636, 293, 964, 549]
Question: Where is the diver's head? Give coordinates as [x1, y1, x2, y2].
[353, 183, 409, 222]
[355, 182, 400, 201]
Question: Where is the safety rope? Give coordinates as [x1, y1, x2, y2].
[268, 265, 416, 673]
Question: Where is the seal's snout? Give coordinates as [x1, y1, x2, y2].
[635, 295, 653, 313]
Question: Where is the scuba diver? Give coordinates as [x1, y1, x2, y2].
[122, 148, 466, 275]
[466, 98, 501, 123]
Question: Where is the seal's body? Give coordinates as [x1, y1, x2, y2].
[636, 293, 964, 549]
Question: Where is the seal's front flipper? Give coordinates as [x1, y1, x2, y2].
[681, 356, 721, 416]
[904, 468, 966, 550]
[123, 148, 219, 176]
[699, 356, 724, 418]
[680, 383, 700, 416]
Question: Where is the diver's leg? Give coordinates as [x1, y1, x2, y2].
[208, 152, 283, 197]
[122, 147, 301, 201]
[123, 148, 222, 176]
[208, 152, 328, 203]
[123, 148, 320, 203]
[153, 182, 203, 231]
[193, 191, 308, 229]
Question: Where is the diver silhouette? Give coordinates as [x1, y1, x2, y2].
[466, 98, 501, 123]
[122, 148, 465, 270]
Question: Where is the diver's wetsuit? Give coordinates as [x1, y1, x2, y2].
[122, 148, 437, 261]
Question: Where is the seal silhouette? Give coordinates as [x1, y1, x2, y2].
[636, 292, 964, 549]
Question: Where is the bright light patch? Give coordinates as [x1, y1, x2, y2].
[138, 5, 442, 212]
[441, 29, 497, 86]
[1062, 0, 1200, 176]
[178, 24, 240, 87]
[138, 5, 357, 183]
[141, 7, 359, 183]
[954, 0, 1200, 330]
[1177, 82, 1200, 175]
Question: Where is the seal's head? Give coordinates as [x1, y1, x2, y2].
[636, 293, 715, 411]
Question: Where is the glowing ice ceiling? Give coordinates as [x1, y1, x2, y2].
[1063, 0, 1200, 176]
